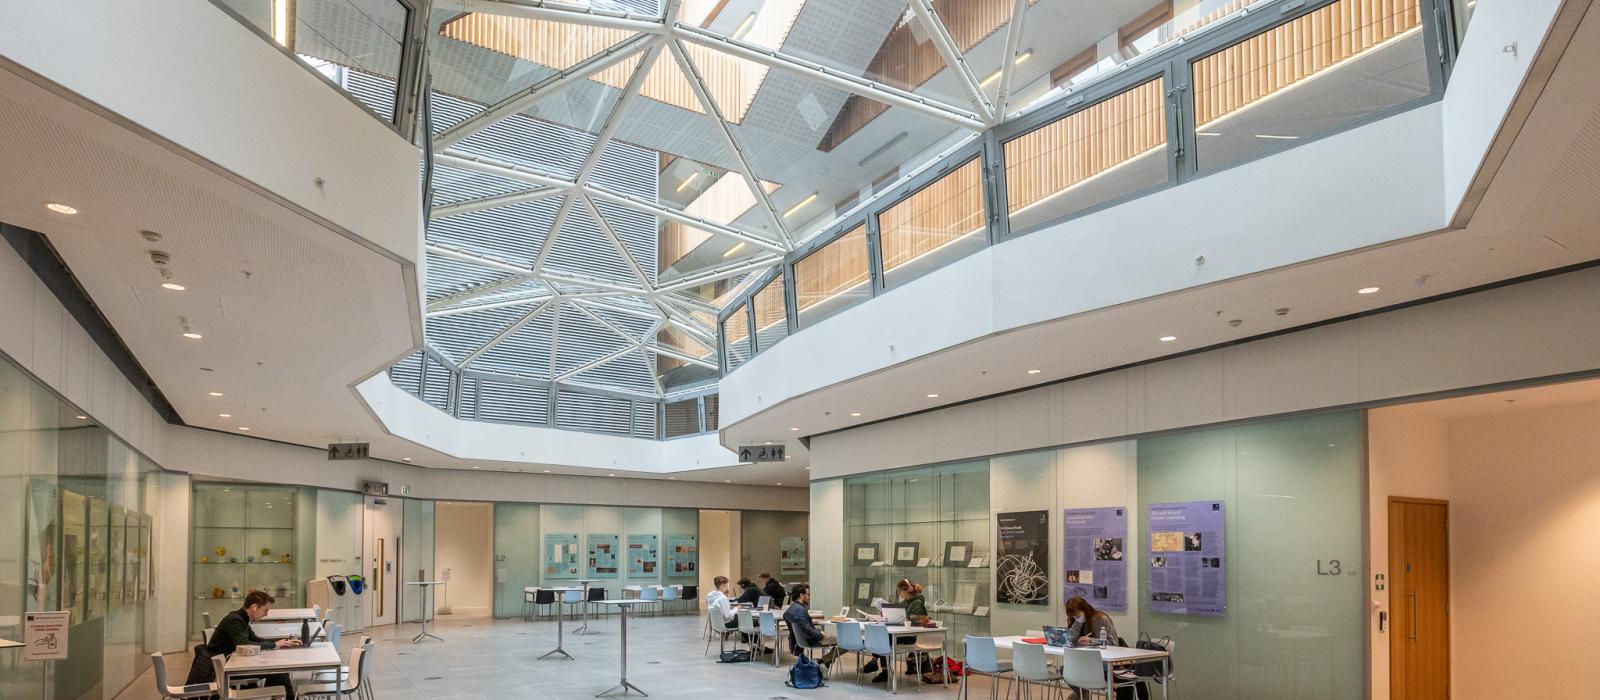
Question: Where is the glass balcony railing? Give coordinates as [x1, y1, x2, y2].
[720, 0, 1460, 375]
[208, 0, 427, 138]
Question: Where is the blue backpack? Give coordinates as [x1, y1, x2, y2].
[787, 653, 826, 690]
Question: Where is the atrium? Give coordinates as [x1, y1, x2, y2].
[2, 0, 1598, 698]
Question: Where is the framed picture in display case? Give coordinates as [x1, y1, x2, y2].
[853, 542, 880, 565]
[893, 542, 920, 566]
[853, 577, 876, 606]
[943, 541, 973, 567]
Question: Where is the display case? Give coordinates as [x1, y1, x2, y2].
[191, 484, 304, 634]
[843, 460, 991, 656]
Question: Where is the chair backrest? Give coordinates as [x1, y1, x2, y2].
[348, 645, 370, 689]
[524, 589, 536, 602]
[1060, 647, 1108, 688]
[641, 586, 659, 602]
[864, 624, 893, 655]
[587, 587, 606, 602]
[737, 609, 757, 633]
[759, 611, 778, 636]
[202, 612, 212, 629]
[536, 589, 556, 604]
[682, 585, 698, 599]
[326, 621, 342, 649]
[963, 636, 1001, 673]
[150, 652, 172, 693]
[562, 589, 584, 604]
[210, 655, 231, 699]
[836, 621, 865, 651]
[664, 586, 681, 602]
[312, 604, 322, 621]
[201, 627, 214, 645]
[1013, 642, 1054, 682]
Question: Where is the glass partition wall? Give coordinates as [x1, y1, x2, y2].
[721, 0, 1456, 370]
[0, 354, 163, 699]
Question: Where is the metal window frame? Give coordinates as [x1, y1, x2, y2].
[785, 213, 874, 333]
[872, 148, 989, 292]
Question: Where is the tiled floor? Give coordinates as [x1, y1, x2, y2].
[117, 612, 999, 699]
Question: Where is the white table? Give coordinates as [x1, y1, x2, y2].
[257, 607, 318, 623]
[993, 636, 1170, 699]
[825, 622, 950, 693]
[573, 579, 599, 634]
[540, 587, 581, 661]
[405, 581, 445, 643]
[221, 641, 342, 691]
[594, 600, 647, 697]
[250, 622, 323, 641]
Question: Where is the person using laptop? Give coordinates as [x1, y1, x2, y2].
[1064, 595, 1118, 646]
[186, 590, 302, 696]
[759, 572, 786, 609]
[861, 578, 931, 683]
[734, 577, 762, 606]
[706, 576, 739, 631]
[784, 584, 838, 665]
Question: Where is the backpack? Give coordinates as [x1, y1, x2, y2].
[786, 653, 826, 689]
[718, 649, 752, 663]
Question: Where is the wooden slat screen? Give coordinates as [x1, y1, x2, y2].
[753, 272, 787, 336]
[659, 220, 712, 272]
[794, 224, 869, 314]
[878, 158, 985, 277]
[722, 304, 750, 360]
[1191, 0, 1422, 126]
[1003, 78, 1166, 215]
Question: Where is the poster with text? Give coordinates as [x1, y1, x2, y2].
[544, 533, 579, 579]
[627, 534, 659, 577]
[1147, 500, 1225, 616]
[996, 510, 1049, 605]
[1061, 507, 1128, 612]
[665, 535, 698, 577]
[588, 533, 620, 578]
[780, 536, 807, 574]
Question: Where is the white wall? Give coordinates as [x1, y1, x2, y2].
[739, 510, 809, 582]
[808, 481, 844, 612]
[434, 502, 493, 614]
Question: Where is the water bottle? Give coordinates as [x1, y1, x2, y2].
[1098, 626, 1108, 648]
[301, 618, 310, 646]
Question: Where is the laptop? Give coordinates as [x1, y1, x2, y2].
[879, 605, 907, 625]
[758, 595, 772, 610]
[1043, 625, 1072, 648]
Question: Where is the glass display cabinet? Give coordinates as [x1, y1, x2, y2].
[843, 459, 991, 657]
[190, 484, 304, 635]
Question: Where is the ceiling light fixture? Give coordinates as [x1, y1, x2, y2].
[732, 12, 757, 40]
[783, 193, 818, 218]
[1254, 134, 1299, 140]
[849, 412, 861, 417]
[180, 318, 202, 340]
[218, 413, 232, 418]
[45, 202, 78, 215]
[609, 473, 616, 477]
[926, 393, 940, 398]
[1160, 335, 1177, 342]
[543, 469, 551, 473]
[162, 281, 186, 291]
[473, 466, 480, 469]
[724, 479, 731, 483]
[1027, 369, 1042, 375]
[209, 392, 224, 397]
[1013, 48, 1034, 65]
[722, 241, 747, 258]
[1358, 286, 1381, 294]
[776, 482, 783, 486]
[402, 457, 412, 462]
[790, 427, 800, 431]
[675, 171, 699, 192]
[75, 415, 87, 420]
[237, 426, 250, 431]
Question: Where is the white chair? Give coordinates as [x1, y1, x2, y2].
[561, 589, 585, 625]
[834, 621, 868, 683]
[521, 587, 538, 621]
[1013, 642, 1064, 700]
[960, 636, 1013, 700]
[640, 585, 660, 618]
[864, 624, 900, 686]
[311, 635, 373, 685]
[296, 645, 370, 700]
[151, 652, 215, 699]
[757, 611, 784, 667]
[706, 611, 738, 656]
[311, 605, 323, 625]
[912, 625, 947, 687]
[210, 655, 287, 699]
[736, 609, 759, 656]
[200, 627, 214, 645]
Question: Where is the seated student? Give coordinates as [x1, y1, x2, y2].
[734, 577, 762, 605]
[1064, 596, 1148, 700]
[862, 579, 930, 683]
[759, 572, 786, 609]
[783, 584, 837, 664]
[706, 576, 738, 631]
[186, 590, 303, 697]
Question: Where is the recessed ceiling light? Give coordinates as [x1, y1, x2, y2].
[764, 441, 773, 445]
[218, 413, 232, 418]
[804, 467, 811, 470]
[926, 393, 940, 398]
[776, 482, 783, 486]
[162, 282, 187, 291]
[1254, 134, 1299, 140]
[789, 427, 800, 431]
[609, 473, 616, 477]
[237, 426, 250, 431]
[732, 11, 757, 39]
[543, 469, 551, 473]
[402, 457, 412, 462]
[669, 476, 676, 480]
[721, 241, 747, 258]
[1027, 369, 1042, 375]
[208, 392, 224, 397]
[182, 331, 203, 340]
[724, 479, 731, 483]
[783, 193, 818, 218]
[1159, 335, 1177, 342]
[45, 202, 78, 215]
[674, 171, 699, 192]
[849, 412, 861, 417]
[74, 415, 87, 420]
[1358, 286, 1381, 294]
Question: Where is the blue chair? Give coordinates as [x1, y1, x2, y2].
[865, 624, 902, 690]
[758, 611, 784, 667]
[662, 585, 682, 615]
[835, 621, 867, 683]
[640, 585, 660, 617]
[561, 589, 584, 625]
[960, 636, 1013, 700]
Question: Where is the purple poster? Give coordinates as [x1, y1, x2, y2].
[1147, 500, 1225, 616]
[1061, 507, 1127, 612]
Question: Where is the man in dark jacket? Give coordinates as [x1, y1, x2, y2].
[187, 590, 303, 696]
[783, 584, 837, 664]
[734, 577, 762, 605]
[759, 572, 786, 609]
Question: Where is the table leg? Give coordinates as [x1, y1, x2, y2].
[1163, 656, 1170, 700]
[540, 603, 574, 660]
[596, 606, 646, 696]
[412, 585, 443, 643]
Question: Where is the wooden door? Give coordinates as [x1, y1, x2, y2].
[1389, 498, 1450, 699]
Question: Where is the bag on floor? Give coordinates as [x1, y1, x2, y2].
[786, 654, 826, 689]
[920, 656, 963, 684]
[718, 649, 752, 663]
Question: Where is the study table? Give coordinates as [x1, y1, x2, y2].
[257, 608, 319, 623]
[405, 581, 445, 643]
[539, 587, 582, 661]
[992, 635, 1171, 700]
[220, 641, 343, 691]
[824, 621, 950, 693]
[594, 600, 647, 697]
[249, 622, 324, 641]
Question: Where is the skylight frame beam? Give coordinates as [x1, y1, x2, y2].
[907, 0, 996, 124]
[993, 0, 1030, 120]
[426, 293, 552, 318]
[650, 344, 717, 370]
[431, 187, 563, 218]
[665, 38, 792, 250]
[583, 184, 786, 254]
[655, 253, 780, 293]
[579, 195, 656, 292]
[575, 39, 665, 186]
[673, 23, 985, 131]
[554, 345, 639, 381]
[439, 0, 669, 33]
[433, 32, 655, 151]
[459, 297, 557, 368]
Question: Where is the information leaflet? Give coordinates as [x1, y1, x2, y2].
[1061, 507, 1127, 612]
[1147, 500, 1226, 616]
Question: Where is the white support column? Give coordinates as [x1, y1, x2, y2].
[907, 0, 996, 124]
[666, 38, 792, 250]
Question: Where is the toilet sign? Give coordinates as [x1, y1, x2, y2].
[737, 445, 785, 463]
[23, 611, 69, 661]
[327, 442, 370, 460]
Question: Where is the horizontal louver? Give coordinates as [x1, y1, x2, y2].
[476, 378, 550, 425]
[632, 401, 659, 439]
[456, 375, 479, 418]
[389, 352, 424, 393]
[663, 399, 701, 438]
[704, 394, 719, 431]
[556, 390, 633, 435]
[422, 355, 452, 412]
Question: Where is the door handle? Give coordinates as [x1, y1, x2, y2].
[1409, 591, 1418, 640]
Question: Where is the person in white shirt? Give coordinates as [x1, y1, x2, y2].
[706, 575, 738, 630]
